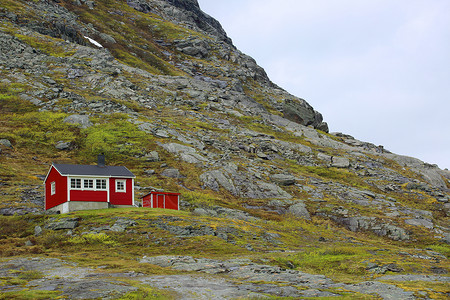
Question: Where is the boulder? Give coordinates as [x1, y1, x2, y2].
[331, 157, 350, 168]
[161, 143, 206, 164]
[45, 218, 79, 230]
[404, 218, 434, 229]
[55, 141, 71, 150]
[200, 170, 238, 195]
[145, 151, 160, 162]
[283, 99, 328, 131]
[270, 174, 296, 186]
[0, 139, 13, 148]
[161, 168, 183, 178]
[287, 202, 311, 220]
[63, 114, 92, 129]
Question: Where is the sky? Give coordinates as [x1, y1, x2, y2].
[197, 0, 450, 170]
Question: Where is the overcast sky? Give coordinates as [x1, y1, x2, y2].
[197, 0, 450, 170]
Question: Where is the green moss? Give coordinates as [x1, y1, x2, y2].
[15, 34, 76, 57]
[78, 120, 147, 163]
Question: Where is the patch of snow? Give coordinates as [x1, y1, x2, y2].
[84, 36, 103, 48]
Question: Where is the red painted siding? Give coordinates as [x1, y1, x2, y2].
[165, 194, 179, 210]
[70, 190, 107, 202]
[143, 195, 152, 207]
[109, 178, 133, 205]
[45, 167, 67, 210]
[142, 192, 179, 210]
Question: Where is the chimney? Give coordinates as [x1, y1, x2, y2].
[97, 153, 105, 167]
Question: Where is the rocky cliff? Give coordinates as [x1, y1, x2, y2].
[0, 0, 449, 299]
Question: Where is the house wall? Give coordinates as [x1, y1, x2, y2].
[165, 194, 179, 210]
[45, 167, 67, 210]
[142, 195, 152, 207]
[109, 178, 133, 205]
[142, 192, 179, 210]
[70, 190, 108, 202]
[48, 201, 109, 213]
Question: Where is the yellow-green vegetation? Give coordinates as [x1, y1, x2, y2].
[117, 283, 175, 300]
[14, 33, 76, 57]
[0, 290, 61, 300]
[58, 0, 195, 76]
[2, 111, 79, 156]
[0, 83, 36, 114]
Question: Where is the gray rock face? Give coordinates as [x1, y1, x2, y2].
[161, 168, 183, 178]
[404, 218, 434, 229]
[333, 216, 410, 241]
[270, 174, 296, 186]
[144, 151, 160, 162]
[331, 156, 350, 168]
[55, 141, 71, 150]
[161, 143, 206, 164]
[0, 139, 13, 148]
[200, 170, 237, 195]
[45, 218, 79, 230]
[288, 202, 311, 220]
[283, 98, 328, 131]
[63, 114, 92, 129]
[109, 218, 137, 232]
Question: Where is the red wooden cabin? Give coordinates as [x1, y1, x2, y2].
[44, 156, 135, 213]
[142, 191, 180, 210]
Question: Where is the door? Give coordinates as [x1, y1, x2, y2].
[156, 194, 165, 208]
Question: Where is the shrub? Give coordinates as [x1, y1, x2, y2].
[68, 233, 118, 246]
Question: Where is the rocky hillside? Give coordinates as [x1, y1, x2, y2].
[0, 0, 449, 299]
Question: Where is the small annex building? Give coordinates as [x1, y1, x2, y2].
[142, 191, 180, 210]
[44, 155, 135, 213]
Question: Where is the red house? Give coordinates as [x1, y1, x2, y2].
[142, 191, 180, 210]
[44, 156, 135, 213]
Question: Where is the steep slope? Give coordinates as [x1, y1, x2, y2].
[0, 0, 449, 299]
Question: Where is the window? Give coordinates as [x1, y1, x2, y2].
[83, 179, 94, 189]
[50, 182, 56, 195]
[71, 178, 81, 189]
[96, 179, 106, 190]
[116, 180, 126, 192]
[70, 178, 107, 190]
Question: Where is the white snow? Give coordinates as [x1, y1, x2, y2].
[84, 36, 103, 48]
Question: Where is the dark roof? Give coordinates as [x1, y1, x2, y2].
[52, 163, 135, 178]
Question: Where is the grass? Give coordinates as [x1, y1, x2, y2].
[14, 34, 76, 57]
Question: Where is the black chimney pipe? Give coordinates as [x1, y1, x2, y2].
[97, 153, 105, 167]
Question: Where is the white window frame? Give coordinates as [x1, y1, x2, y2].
[83, 179, 94, 190]
[116, 179, 126, 193]
[71, 178, 81, 189]
[70, 177, 108, 191]
[50, 181, 56, 195]
[96, 179, 107, 190]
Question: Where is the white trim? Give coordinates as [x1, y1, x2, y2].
[69, 177, 108, 191]
[63, 174, 135, 179]
[50, 181, 56, 195]
[67, 177, 71, 202]
[107, 178, 110, 203]
[115, 179, 126, 193]
[43, 165, 63, 184]
[131, 178, 135, 206]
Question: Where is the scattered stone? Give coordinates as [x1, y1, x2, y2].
[34, 225, 42, 236]
[63, 114, 92, 129]
[270, 174, 296, 186]
[0, 139, 13, 148]
[287, 202, 311, 220]
[45, 218, 79, 230]
[55, 141, 71, 150]
[144, 151, 159, 162]
[161, 168, 183, 178]
[331, 156, 350, 168]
